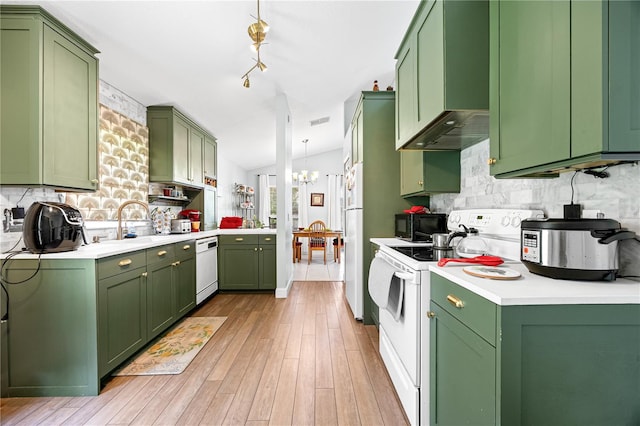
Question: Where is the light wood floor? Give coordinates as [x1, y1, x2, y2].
[0, 281, 409, 425]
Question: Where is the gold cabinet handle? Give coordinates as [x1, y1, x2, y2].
[172, 261, 181, 267]
[264, 237, 272, 241]
[141, 272, 148, 278]
[259, 247, 263, 251]
[447, 294, 465, 309]
[487, 157, 497, 165]
[254, 247, 258, 251]
[157, 250, 167, 256]
[426, 311, 436, 318]
[235, 237, 244, 242]
[118, 259, 132, 267]
[91, 179, 99, 184]
[182, 244, 191, 250]
[418, 180, 424, 186]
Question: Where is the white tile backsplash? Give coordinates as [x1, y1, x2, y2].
[430, 139, 640, 279]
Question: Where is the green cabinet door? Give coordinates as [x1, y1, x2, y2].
[147, 260, 175, 340]
[395, 41, 416, 147]
[259, 240, 276, 290]
[189, 127, 204, 187]
[400, 150, 460, 196]
[175, 241, 196, 316]
[204, 135, 217, 179]
[490, 0, 570, 176]
[429, 302, 496, 425]
[98, 266, 147, 378]
[172, 115, 191, 185]
[0, 6, 98, 190]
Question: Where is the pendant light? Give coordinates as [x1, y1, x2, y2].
[293, 139, 319, 185]
[241, 0, 269, 88]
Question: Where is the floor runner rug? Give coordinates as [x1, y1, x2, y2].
[113, 316, 226, 376]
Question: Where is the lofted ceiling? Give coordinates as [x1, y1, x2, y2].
[8, 0, 420, 170]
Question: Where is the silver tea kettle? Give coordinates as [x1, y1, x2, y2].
[432, 225, 469, 249]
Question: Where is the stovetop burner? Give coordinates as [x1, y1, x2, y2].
[391, 246, 456, 262]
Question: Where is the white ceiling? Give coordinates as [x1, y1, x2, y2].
[12, 0, 419, 170]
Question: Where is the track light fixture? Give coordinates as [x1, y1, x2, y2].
[242, 0, 269, 88]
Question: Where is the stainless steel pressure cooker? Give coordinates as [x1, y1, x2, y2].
[521, 218, 636, 281]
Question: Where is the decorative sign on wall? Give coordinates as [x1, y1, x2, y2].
[65, 105, 149, 220]
[311, 193, 324, 207]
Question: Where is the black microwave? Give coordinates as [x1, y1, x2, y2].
[395, 213, 447, 242]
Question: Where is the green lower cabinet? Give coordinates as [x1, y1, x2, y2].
[429, 273, 640, 425]
[1, 259, 99, 397]
[219, 234, 276, 290]
[98, 266, 147, 378]
[1, 241, 197, 397]
[430, 303, 496, 425]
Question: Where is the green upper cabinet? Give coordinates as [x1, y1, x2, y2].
[0, 6, 99, 191]
[204, 135, 217, 179]
[351, 106, 364, 164]
[489, 0, 640, 178]
[395, 0, 489, 150]
[400, 150, 460, 197]
[147, 106, 216, 189]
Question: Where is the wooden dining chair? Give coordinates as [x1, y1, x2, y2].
[308, 220, 327, 264]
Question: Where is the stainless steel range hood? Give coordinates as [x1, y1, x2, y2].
[400, 110, 489, 151]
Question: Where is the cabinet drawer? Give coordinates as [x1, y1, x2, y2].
[175, 240, 195, 260]
[260, 235, 276, 245]
[219, 234, 259, 245]
[430, 273, 497, 346]
[98, 250, 147, 279]
[146, 244, 175, 265]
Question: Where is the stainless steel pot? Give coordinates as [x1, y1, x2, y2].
[432, 228, 468, 249]
[521, 218, 636, 281]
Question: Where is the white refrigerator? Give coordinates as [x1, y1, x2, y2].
[344, 162, 363, 319]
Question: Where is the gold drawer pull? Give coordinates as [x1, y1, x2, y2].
[118, 259, 132, 267]
[235, 237, 244, 242]
[141, 272, 148, 278]
[487, 157, 497, 165]
[182, 244, 191, 250]
[264, 237, 272, 241]
[447, 294, 465, 309]
[172, 261, 181, 267]
[426, 311, 436, 318]
[157, 250, 167, 256]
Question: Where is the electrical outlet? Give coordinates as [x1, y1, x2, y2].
[583, 210, 604, 219]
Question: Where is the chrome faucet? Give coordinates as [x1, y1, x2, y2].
[116, 200, 150, 240]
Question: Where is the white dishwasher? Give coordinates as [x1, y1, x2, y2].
[196, 236, 218, 305]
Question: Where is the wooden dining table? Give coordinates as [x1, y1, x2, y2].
[292, 229, 343, 263]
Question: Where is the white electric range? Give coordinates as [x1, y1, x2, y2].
[370, 208, 544, 425]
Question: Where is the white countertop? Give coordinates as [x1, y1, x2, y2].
[371, 237, 640, 306]
[1, 228, 277, 260]
[430, 263, 640, 306]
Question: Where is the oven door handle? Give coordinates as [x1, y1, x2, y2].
[394, 271, 415, 282]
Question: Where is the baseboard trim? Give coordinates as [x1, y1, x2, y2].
[275, 276, 293, 298]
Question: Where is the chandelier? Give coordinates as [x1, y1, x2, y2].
[241, 0, 269, 88]
[293, 139, 319, 185]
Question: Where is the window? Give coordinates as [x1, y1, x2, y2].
[269, 186, 299, 228]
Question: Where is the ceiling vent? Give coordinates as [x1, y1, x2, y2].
[310, 116, 330, 126]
